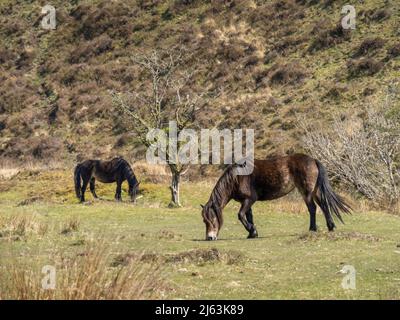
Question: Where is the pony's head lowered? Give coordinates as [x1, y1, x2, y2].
[200, 164, 241, 240]
[201, 202, 222, 241]
[128, 180, 140, 203]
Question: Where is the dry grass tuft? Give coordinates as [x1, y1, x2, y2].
[0, 214, 48, 240]
[133, 161, 170, 183]
[347, 58, 383, 78]
[60, 217, 80, 235]
[0, 167, 20, 180]
[387, 43, 400, 58]
[268, 62, 307, 86]
[353, 37, 385, 57]
[0, 241, 165, 300]
[17, 196, 44, 206]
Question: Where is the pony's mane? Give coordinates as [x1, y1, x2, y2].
[113, 157, 138, 187]
[208, 165, 238, 225]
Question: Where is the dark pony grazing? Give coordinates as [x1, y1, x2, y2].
[201, 153, 351, 241]
[74, 157, 140, 203]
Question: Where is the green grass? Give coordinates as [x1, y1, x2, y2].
[1, 170, 400, 299]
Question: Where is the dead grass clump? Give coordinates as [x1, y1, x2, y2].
[74, 4, 132, 40]
[361, 8, 391, 23]
[268, 62, 307, 86]
[134, 161, 169, 183]
[296, 231, 381, 243]
[17, 196, 44, 206]
[273, 36, 307, 56]
[112, 248, 244, 267]
[0, 243, 164, 299]
[347, 58, 383, 78]
[166, 248, 244, 265]
[69, 35, 113, 64]
[0, 167, 20, 180]
[353, 37, 385, 57]
[60, 217, 80, 235]
[28, 137, 63, 160]
[387, 44, 400, 58]
[323, 83, 348, 100]
[157, 229, 182, 240]
[308, 23, 351, 52]
[111, 252, 161, 267]
[0, 215, 48, 240]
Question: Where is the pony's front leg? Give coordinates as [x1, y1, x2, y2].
[115, 181, 122, 201]
[245, 208, 258, 238]
[238, 200, 257, 239]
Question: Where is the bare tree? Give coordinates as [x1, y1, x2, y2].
[300, 85, 400, 210]
[110, 48, 207, 207]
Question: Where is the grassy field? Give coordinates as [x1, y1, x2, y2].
[1, 168, 400, 299]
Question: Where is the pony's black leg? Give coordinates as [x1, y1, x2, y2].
[80, 178, 89, 203]
[302, 193, 317, 231]
[314, 196, 336, 231]
[90, 178, 98, 199]
[115, 180, 122, 201]
[237, 199, 256, 238]
[245, 208, 258, 238]
[307, 200, 318, 232]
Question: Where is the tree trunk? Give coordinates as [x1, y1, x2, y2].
[169, 170, 181, 207]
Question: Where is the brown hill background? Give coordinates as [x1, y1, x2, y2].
[0, 0, 399, 168]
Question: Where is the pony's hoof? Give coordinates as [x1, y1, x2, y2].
[327, 223, 336, 232]
[247, 229, 258, 239]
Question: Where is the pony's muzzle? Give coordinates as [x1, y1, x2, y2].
[206, 236, 217, 241]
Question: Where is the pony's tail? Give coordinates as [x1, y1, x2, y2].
[74, 164, 82, 199]
[315, 160, 352, 224]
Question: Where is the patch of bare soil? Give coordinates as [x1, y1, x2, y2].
[111, 248, 244, 267]
[295, 231, 381, 243]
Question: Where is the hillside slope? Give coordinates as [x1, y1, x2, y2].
[0, 0, 399, 165]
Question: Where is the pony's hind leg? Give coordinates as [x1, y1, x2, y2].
[80, 178, 89, 203]
[314, 195, 336, 231]
[90, 178, 98, 199]
[303, 194, 317, 232]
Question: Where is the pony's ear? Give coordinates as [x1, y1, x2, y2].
[200, 204, 204, 209]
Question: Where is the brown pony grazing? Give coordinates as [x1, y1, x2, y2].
[201, 154, 351, 241]
[74, 157, 140, 203]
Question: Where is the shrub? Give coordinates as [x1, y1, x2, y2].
[268, 62, 307, 86]
[361, 8, 391, 22]
[308, 22, 351, 52]
[323, 83, 348, 100]
[300, 87, 400, 210]
[69, 35, 113, 64]
[353, 37, 385, 57]
[347, 58, 383, 78]
[387, 43, 400, 58]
